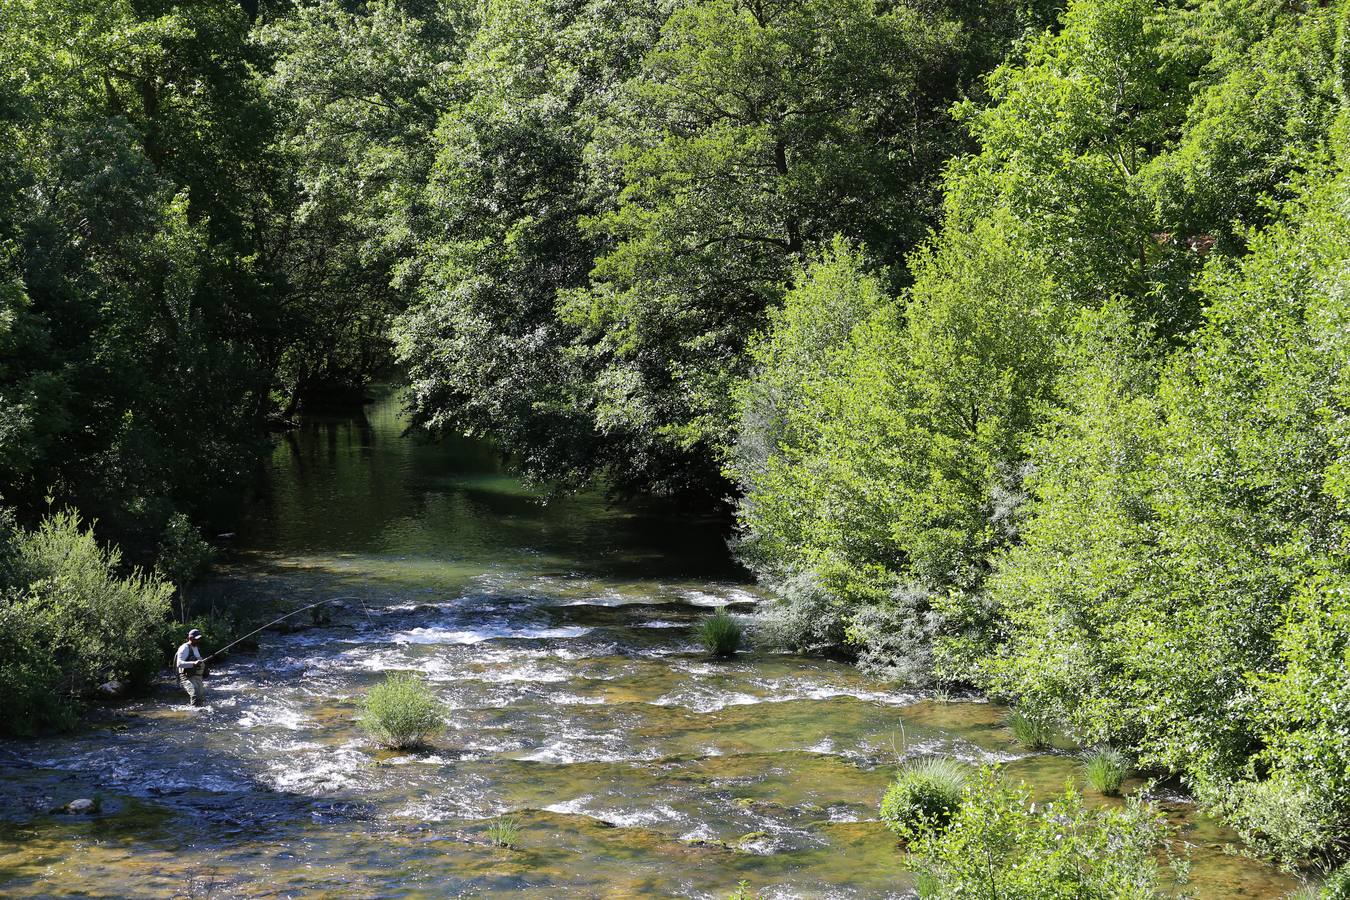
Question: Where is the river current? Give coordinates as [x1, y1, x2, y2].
[0, 391, 1296, 897]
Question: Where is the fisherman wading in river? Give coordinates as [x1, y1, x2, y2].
[176, 628, 208, 706]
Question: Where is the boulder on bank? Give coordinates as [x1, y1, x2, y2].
[97, 680, 126, 699]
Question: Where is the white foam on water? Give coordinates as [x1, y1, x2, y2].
[678, 590, 733, 608]
[636, 620, 687, 629]
[236, 700, 310, 731]
[380, 753, 454, 766]
[475, 662, 573, 684]
[544, 798, 684, 828]
[267, 743, 370, 794]
[797, 685, 920, 706]
[543, 796, 593, 815]
[517, 741, 660, 764]
[390, 624, 592, 645]
[651, 691, 763, 713]
[547, 693, 608, 706]
[679, 823, 719, 842]
[597, 803, 684, 828]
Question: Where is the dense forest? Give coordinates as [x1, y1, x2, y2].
[3, 0, 1349, 885]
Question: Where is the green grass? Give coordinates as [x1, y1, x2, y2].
[486, 815, 520, 849]
[359, 673, 445, 750]
[1007, 710, 1053, 750]
[879, 756, 971, 838]
[1082, 748, 1129, 796]
[699, 609, 743, 658]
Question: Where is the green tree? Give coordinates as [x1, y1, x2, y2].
[262, 0, 474, 410]
[395, 0, 668, 490]
[558, 0, 982, 494]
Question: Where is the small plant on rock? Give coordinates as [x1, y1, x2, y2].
[879, 756, 971, 839]
[700, 608, 743, 658]
[359, 673, 445, 750]
[486, 815, 520, 849]
[726, 881, 760, 900]
[1083, 747, 1129, 796]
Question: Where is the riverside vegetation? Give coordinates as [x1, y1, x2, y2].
[3, 0, 1350, 888]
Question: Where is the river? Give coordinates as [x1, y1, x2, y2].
[0, 390, 1296, 897]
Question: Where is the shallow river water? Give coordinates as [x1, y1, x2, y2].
[0, 392, 1298, 898]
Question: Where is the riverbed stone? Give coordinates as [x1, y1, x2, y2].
[64, 798, 97, 814]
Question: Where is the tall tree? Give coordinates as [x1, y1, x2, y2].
[396, 0, 669, 490]
[560, 0, 980, 494]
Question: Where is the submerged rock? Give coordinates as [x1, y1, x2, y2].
[64, 798, 98, 814]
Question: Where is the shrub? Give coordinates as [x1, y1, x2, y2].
[848, 582, 943, 686]
[1320, 863, 1350, 899]
[1245, 575, 1350, 864]
[1203, 775, 1342, 867]
[880, 757, 971, 839]
[0, 510, 174, 735]
[699, 609, 743, 658]
[908, 767, 1187, 899]
[1083, 748, 1129, 796]
[750, 569, 849, 654]
[359, 673, 445, 749]
[1007, 710, 1052, 750]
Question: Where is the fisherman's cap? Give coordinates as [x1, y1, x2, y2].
[187, 628, 203, 639]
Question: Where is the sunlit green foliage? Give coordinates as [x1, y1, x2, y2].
[263, 0, 473, 408]
[0, 510, 173, 735]
[360, 672, 446, 750]
[879, 757, 970, 839]
[485, 815, 520, 849]
[554, 0, 1008, 495]
[1006, 711, 1053, 751]
[728, 0, 1350, 860]
[908, 768, 1186, 899]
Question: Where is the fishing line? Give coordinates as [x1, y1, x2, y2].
[200, 595, 375, 663]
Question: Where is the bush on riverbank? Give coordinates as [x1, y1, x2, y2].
[0, 510, 174, 735]
[360, 673, 446, 749]
[907, 768, 1185, 898]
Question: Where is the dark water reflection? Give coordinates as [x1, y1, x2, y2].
[0, 390, 1296, 898]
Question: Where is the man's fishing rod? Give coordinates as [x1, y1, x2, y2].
[200, 597, 368, 663]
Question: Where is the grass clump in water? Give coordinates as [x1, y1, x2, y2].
[486, 815, 520, 849]
[880, 757, 971, 838]
[359, 673, 445, 750]
[1082, 747, 1129, 796]
[700, 608, 743, 658]
[1007, 710, 1052, 750]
